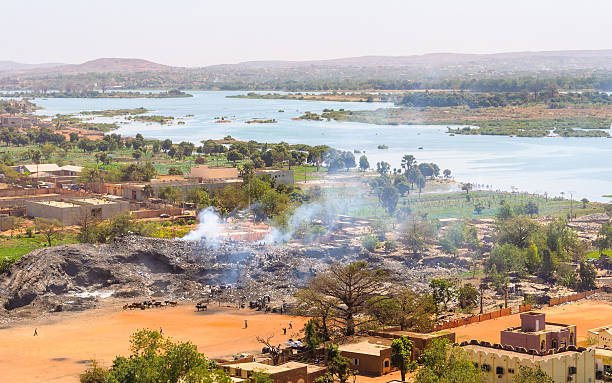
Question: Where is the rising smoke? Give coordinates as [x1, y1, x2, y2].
[181, 206, 223, 247]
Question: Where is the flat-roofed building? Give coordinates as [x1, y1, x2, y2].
[461, 341, 595, 383]
[338, 340, 392, 376]
[500, 312, 576, 352]
[367, 328, 456, 360]
[594, 347, 612, 379]
[256, 169, 294, 186]
[189, 164, 239, 181]
[25, 197, 130, 225]
[588, 325, 612, 348]
[222, 361, 325, 383]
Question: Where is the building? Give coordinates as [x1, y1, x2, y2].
[587, 325, 612, 348]
[189, 164, 239, 181]
[367, 328, 456, 360]
[461, 341, 595, 383]
[25, 197, 130, 225]
[99, 177, 242, 202]
[256, 169, 294, 186]
[0, 115, 40, 129]
[594, 347, 612, 379]
[221, 361, 326, 383]
[500, 312, 576, 352]
[15, 164, 83, 177]
[338, 340, 392, 376]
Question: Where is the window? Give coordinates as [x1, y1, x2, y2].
[481, 364, 491, 372]
[353, 358, 359, 366]
[474, 363, 479, 369]
[496, 367, 504, 375]
[384, 360, 390, 368]
[561, 338, 567, 347]
[541, 340, 546, 350]
[568, 367, 577, 375]
[508, 368, 515, 374]
[552, 339, 558, 349]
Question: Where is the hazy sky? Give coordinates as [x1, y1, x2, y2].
[4, 0, 612, 67]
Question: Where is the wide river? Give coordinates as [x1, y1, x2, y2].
[29, 91, 612, 201]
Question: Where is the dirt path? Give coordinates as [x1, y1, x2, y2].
[0, 304, 305, 383]
[453, 300, 612, 345]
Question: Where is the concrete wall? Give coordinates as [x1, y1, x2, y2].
[190, 165, 238, 180]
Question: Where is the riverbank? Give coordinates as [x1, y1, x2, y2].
[295, 104, 612, 137]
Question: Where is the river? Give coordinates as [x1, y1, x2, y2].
[29, 91, 612, 202]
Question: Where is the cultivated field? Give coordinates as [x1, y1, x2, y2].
[0, 304, 306, 383]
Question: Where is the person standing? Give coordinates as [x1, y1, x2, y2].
[244, 320, 248, 329]
[289, 321, 292, 329]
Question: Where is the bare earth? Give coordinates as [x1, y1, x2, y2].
[0, 303, 306, 383]
[453, 300, 612, 345]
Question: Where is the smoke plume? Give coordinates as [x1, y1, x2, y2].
[181, 206, 223, 247]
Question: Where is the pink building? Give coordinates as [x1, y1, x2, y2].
[500, 312, 576, 352]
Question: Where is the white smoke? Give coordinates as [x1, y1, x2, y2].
[260, 196, 352, 244]
[181, 206, 223, 247]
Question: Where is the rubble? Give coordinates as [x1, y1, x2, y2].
[0, 234, 467, 320]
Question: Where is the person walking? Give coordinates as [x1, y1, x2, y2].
[289, 321, 292, 329]
[244, 319, 248, 329]
[33, 328, 38, 336]
[160, 327, 163, 335]
[283, 328, 287, 335]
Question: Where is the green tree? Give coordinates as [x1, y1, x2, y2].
[429, 279, 456, 312]
[159, 186, 182, 205]
[391, 336, 418, 382]
[581, 198, 589, 209]
[303, 319, 320, 358]
[34, 218, 64, 246]
[227, 149, 243, 166]
[378, 185, 399, 215]
[79, 360, 109, 383]
[250, 371, 274, 383]
[361, 234, 380, 252]
[103, 329, 232, 383]
[367, 288, 436, 332]
[512, 365, 553, 383]
[457, 283, 479, 310]
[308, 261, 387, 336]
[359, 155, 370, 171]
[186, 188, 211, 209]
[401, 216, 436, 257]
[325, 344, 353, 383]
[578, 261, 597, 291]
[414, 338, 482, 383]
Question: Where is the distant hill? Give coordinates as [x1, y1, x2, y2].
[221, 50, 612, 69]
[0, 61, 65, 72]
[3, 58, 175, 77]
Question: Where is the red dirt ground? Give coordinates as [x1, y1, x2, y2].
[453, 300, 612, 345]
[0, 304, 306, 383]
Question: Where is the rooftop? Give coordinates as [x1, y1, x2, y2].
[503, 323, 571, 335]
[338, 341, 391, 356]
[31, 200, 79, 208]
[461, 343, 590, 360]
[223, 362, 302, 374]
[72, 198, 116, 205]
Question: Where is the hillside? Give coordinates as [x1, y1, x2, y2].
[3, 58, 174, 77]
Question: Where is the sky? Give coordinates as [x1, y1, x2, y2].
[3, 0, 612, 67]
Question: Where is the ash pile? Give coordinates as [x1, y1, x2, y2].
[0, 236, 360, 318]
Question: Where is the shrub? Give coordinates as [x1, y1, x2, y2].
[362, 235, 380, 252]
